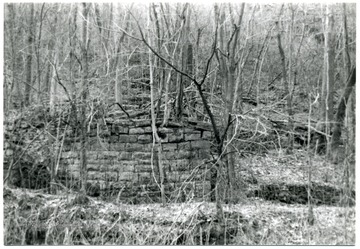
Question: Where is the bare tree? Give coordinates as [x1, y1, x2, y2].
[147, 4, 166, 205]
[113, 4, 132, 105]
[35, 3, 46, 101]
[330, 67, 356, 159]
[321, 4, 335, 155]
[127, 4, 226, 222]
[23, 3, 35, 107]
[79, 2, 90, 194]
[68, 3, 79, 127]
[275, 5, 294, 154]
[214, 3, 245, 202]
[342, 3, 351, 78]
[161, 3, 187, 125]
[46, 4, 59, 115]
[175, 3, 192, 122]
[4, 4, 18, 111]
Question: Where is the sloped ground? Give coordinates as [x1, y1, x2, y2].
[239, 149, 355, 206]
[240, 149, 346, 186]
[3, 150, 355, 245]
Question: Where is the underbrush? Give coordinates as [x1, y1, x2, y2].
[3, 187, 355, 245]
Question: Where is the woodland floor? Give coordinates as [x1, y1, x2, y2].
[3, 149, 355, 245]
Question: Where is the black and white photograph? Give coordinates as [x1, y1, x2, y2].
[2, 1, 356, 245]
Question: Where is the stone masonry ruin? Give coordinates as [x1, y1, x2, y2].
[61, 118, 214, 202]
[4, 110, 215, 203]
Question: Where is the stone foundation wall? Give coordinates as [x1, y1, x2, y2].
[60, 119, 214, 201]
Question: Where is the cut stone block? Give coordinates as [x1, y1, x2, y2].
[138, 134, 152, 143]
[129, 127, 145, 134]
[185, 133, 201, 141]
[191, 140, 211, 149]
[162, 143, 177, 151]
[119, 134, 137, 143]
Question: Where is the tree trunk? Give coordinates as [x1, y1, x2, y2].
[286, 4, 295, 154]
[106, 3, 113, 51]
[275, 7, 293, 154]
[162, 4, 186, 125]
[23, 3, 34, 107]
[94, 3, 102, 34]
[113, 6, 131, 104]
[321, 4, 335, 156]
[49, 52, 58, 116]
[344, 90, 355, 193]
[330, 67, 356, 159]
[80, 3, 90, 194]
[226, 3, 245, 203]
[213, 3, 245, 203]
[148, 5, 166, 205]
[36, 3, 45, 102]
[175, 4, 192, 122]
[151, 3, 165, 121]
[342, 3, 351, 78]
[5, 4, 17, 111]
[46, 4, 59, 114]
[69, 3, 78, 127]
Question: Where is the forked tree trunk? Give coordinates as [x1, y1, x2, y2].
[214, 3, 245, 204]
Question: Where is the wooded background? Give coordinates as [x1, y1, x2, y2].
[3, 3, 356, 203]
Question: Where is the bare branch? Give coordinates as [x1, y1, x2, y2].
[49, 60, 71, 101]
[129, 10, 196, 83]
[199, 26, 218, 86]
[127, 8, 221, 147]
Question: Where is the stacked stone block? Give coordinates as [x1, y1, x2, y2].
[61, 119, 214, 200]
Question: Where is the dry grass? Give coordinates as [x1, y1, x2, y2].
[3, 186, 355, 245]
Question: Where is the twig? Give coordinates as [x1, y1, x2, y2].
[108, 102, 132, 120]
